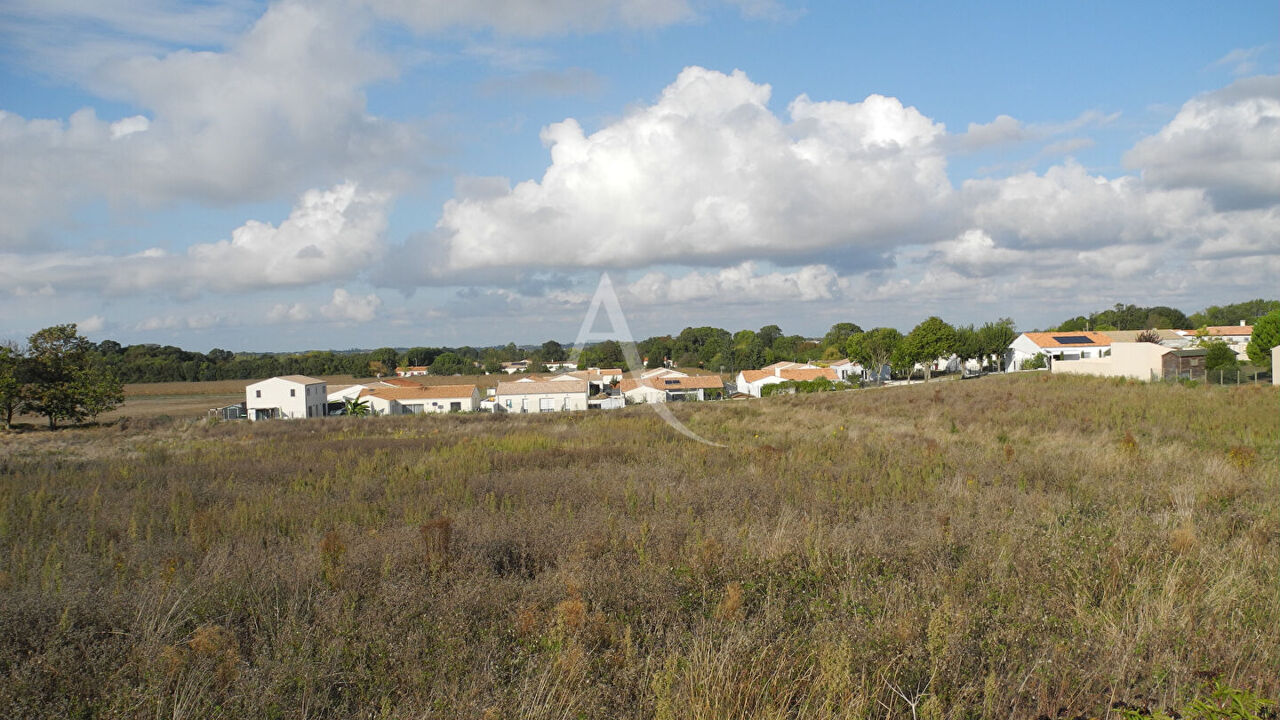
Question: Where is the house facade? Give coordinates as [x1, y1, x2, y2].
[246, 375, 327, 421]
[361, 385, 482, 415]
[1006, 331, 1112, 370]
[1051, 342, 1207, 381]
[495, 379, 589, 413]
[395, 366, 430, 377]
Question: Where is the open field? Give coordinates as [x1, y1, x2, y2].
[0, 374, 1276, 718]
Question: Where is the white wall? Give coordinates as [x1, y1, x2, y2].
[1051, 342, 1168, 381]
[246, 378, 326, 420]
[497, 391, 588, 413]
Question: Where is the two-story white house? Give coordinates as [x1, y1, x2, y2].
[246, 375, 327, 421]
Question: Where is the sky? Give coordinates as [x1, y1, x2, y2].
[0, 1, 1277, 352]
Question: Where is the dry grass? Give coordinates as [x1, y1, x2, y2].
[0, 373, 1275, 719]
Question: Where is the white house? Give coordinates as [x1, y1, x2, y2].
[641, 367, 688, 380]
[1052, 342, 1207, 382]
[1005, 331, 1112, 371]
[734, 367, 838, 397]
[394, 366, 430, 377]
[826, 359, 861, 381]
[361, 384, 482, 415]
[619, 374, 724, 403]
[327, 384, 367, 403]
[246, 375, 327, 421]
[495, 379, 589, 413]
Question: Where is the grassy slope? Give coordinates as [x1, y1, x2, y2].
[0, 374, 1275, 719]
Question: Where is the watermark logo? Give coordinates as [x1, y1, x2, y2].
[572, 273, 724, 447]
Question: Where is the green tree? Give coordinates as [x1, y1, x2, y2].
[1246, 310, 1280, 369]
[1202, 341, 1239, 372]
[977, 318, 1017, 371]
[430, 352, 468, 376]
[846, 328, 902, 381]
[901, 316, 957, 382]
[540, 340, 567, 362]
[343, 397, 371, 417]
[0, 342, 23, 429]
[821, 323, 863, 353]
[954, 325, 981, 373]
[1189, 299, 1280, 328]
[369, 347, 400, 371]
[757, 324, 783, 349]
[23, 324, 123, 428]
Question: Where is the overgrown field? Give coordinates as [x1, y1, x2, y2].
[0, 374, 1276, 719]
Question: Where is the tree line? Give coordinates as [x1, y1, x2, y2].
[1053, 299, 1279, 332]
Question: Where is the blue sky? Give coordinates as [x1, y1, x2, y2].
[1, 0, 1277, 351]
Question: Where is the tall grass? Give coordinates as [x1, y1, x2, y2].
[0, 374, 1275, 718]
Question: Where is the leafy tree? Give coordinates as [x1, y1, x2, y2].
[1021, 353, 1047, 370]
[22, 324, 123, 428]
[369, 347, 400, 371]
[1135, 329, 1163, 344]
[821, 323, 863, 353]
[540, 340, 567, 362]
[402, 347, 441, 367]
[0, 342, 23, 429]
[954, 325, 981, 372]
[901, 317, 957, 381]
[846, 328, 902, 381]
[1202, 341, 1238, 372]
[757, 324, 783, 349]
[430, 352, 468, 376]
[368, 360, 389, 377]
[977, 318, 1017, 371]
[1246, 310, 1280, 369]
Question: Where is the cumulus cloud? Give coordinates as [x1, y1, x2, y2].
[77, 315, 106, 333]
[0, 0, 414, 247]
[0, 183, 389, 296]
[321, 288, 383, 323]
[1124, 75, 1280, 210]
[963, 161, 1207, 250]
[406, 66, 950, 278]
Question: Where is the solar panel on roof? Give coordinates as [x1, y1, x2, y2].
[1052, 335, 1095, 344]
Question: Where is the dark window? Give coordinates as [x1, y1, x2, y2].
[290, 389, 296, 397]
[255, 390, 261, 398]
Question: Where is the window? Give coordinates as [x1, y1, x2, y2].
[539, 397, 555, 411]
[450, 401, 462, 412]
[505, 399, 512, 408]
[255, 390, 261, 398]
[290, 389, 296, 397]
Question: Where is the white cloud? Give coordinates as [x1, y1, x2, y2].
[408, 66, 950, 278]
[0, 0, 414, 248]
[962, 161, 1207, 250]
[267, 303, 312, 324]
[367, 0, 697, 36]
[0, 182, 390, 296]
[624, 262, 840, 305]
[1124, 75, 1280, 210]
[134, 312, 234, 332]
[1208, 46, 1268, 77]
[77, 315, 106, 333]
[321, 288, 382, 323]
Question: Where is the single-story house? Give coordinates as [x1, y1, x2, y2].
[1102, 329, 1191, 347]
[619, 374, 724, 403]
[1006, 331, 1112, 370]
[1051, 342, 1207, 381]
[1200, 323, 1252, 344]
[641, 367, 688, 380]
[500, 360, 531, 374]
[827, 359, 862, 381]
[735, 365, 840, 397]
[494, 379, 589, 413]
[395, 366, 430, 377]
[361, 385, 482, 415]
[246, 375, 327, 421]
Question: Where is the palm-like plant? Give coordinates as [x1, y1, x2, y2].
[343, 397, 371, 417]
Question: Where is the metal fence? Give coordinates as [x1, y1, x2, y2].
[1159, 367, 1273, 385]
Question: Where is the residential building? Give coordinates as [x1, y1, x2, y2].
[1005, 331, 1112, 370]
[361, 385, 482, 415]
[495, 379, 589, 413]
[395, 366, 430, 377]
[1051, 342, 1207, 381]
[246, 375, 327, 421]
[619, 374, 724, 403]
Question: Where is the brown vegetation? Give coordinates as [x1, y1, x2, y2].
[0, 374, 1276, 718]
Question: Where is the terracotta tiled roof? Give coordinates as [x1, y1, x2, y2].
[1021, 331, 1112, 349]
[738, 370, 773, 383]
[1204, 325, 1252, 336]
[780, 368, 838, 382]
[496, 380, 588, 396]
[380, 377, 421, 387]
[762, 361, 800, 371]
[362, 385, 478, 400]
